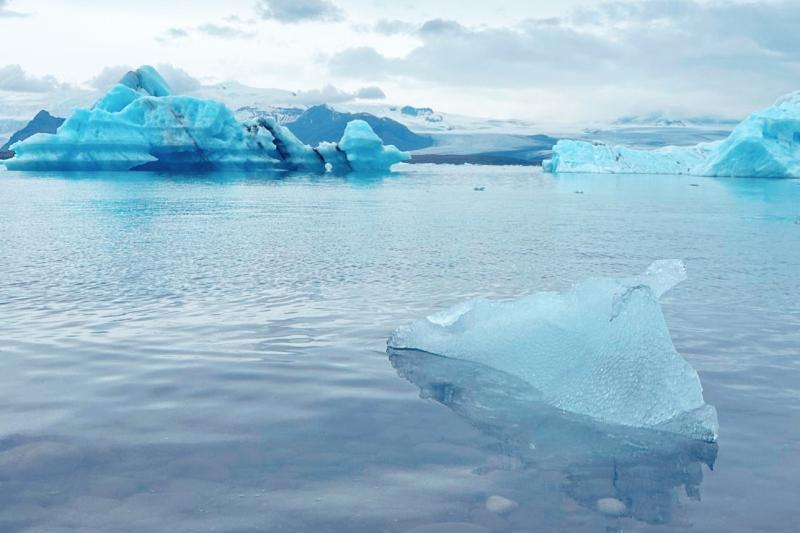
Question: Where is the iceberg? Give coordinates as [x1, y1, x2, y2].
[544, 91, 800, 178]
[388, 261, 718, 442]
[337, 120, 411, 172]
[4, 66, 409, 173]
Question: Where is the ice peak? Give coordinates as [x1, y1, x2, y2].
[118, 66, 172, 97]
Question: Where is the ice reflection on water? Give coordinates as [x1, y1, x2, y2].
[390, 348, 718, 525]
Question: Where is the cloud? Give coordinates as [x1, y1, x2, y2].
[327, 1, 800, 117]
[197, 24, 254, 39]
[292, 84, 385, 105]
[332, 18, 618, 88]
[0, 65, 61, 92]
[158, 23, 254, 42]
[160, 28, 190, 40]
[90, 64, 202, 94]
[356, 86, 385, 100]
[257, 0, 343, 23]
[373, 19, 416, 35]
[0, 0, 24, 17]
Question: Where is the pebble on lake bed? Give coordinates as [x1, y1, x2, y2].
[596, 497, 626, 516]
[485, 495, 519, 514]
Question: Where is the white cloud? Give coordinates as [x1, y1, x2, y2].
[196, 23, 255, 39]
[3, 0, 799, 122]
[159, 28, 190, 40]
[327, 1, 800, 119]
[157, 23, 254, 43]
[356, 86, 385, 99]
[0, 65, 61, 92]
[0, 0, 24, 17]
[257, 0, 343, 23]
[293, 83, 385, 105]
[372, 19, 416, 35]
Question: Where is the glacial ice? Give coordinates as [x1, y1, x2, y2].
[544, 91, 800, 178]
[338, 120, 411, 172]
[388, 261, 718, 442]
[4, 66, 409, 173]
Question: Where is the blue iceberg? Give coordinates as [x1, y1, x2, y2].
[388, 261, 718, 442]
[545, 91, 800, 178]
[4, 66, 410, 173]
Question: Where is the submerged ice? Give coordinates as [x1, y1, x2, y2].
[389, 348, 718, 523]
[4, 66, 410, 173]
[388, 261, 718, 442]
[544, 91, 800, 178]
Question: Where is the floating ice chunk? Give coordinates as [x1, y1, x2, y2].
[388, 261, 717, 441]
[544, 90, 800, 178]
[338, 120, 411, 172]
[5, 66, 409, 173]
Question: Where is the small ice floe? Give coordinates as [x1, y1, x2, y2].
[388, 260, 718, 441]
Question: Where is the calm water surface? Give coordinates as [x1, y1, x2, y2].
[0, 165, 798, 532]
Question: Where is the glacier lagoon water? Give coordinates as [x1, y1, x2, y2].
[0, 164, 798, 532]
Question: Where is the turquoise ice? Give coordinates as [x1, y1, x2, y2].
[5, 66, 409, 173]
[544, 91, 800, 178]
[388, 261, 718, 441]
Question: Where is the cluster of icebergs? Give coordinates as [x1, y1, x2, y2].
[545, 91, 800, 178]
[4, 66, 410, 173]
[2, 66, 754, 445]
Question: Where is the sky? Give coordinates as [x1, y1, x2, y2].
[1, 0, 799, 122]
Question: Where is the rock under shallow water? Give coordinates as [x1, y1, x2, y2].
[485, 495, 519, 514]
[596, 497, 627, 517]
